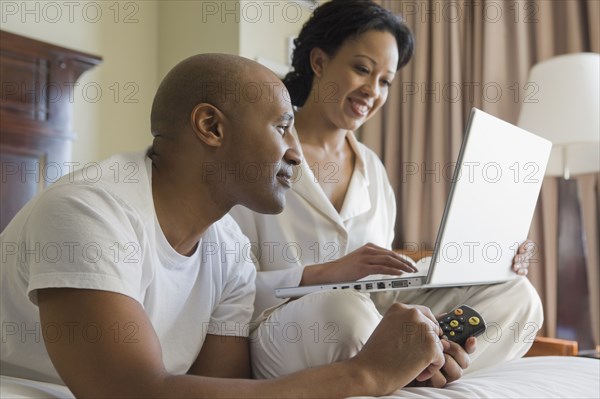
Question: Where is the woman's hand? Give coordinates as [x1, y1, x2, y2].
[300, 242, 418, 286]
[512, 240, 536, 276]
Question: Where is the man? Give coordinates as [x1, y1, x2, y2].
[1, 54, 446, 398]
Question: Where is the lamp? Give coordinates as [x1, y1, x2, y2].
[518, 53, 600, 179]
[517, 53, 600, 354]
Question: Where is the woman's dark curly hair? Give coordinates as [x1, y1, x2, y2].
[283, 0, 414, 107]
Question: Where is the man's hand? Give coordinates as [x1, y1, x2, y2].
[301, 243, 418, 285]
[512, 240, 536, 276]
[410, 337, 476, 388]
[350, 303, 445, 395]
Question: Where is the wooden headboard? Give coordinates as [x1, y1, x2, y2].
[0, 30, 102, 231]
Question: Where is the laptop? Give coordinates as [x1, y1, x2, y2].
[275, 108, 552, 299]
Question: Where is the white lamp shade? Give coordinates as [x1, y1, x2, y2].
[518, 53, 600, 176]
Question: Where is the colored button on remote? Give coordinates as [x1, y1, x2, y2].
[437, 305, 486, 347]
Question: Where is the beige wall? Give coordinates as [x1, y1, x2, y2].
[157, 1, 239, 82]
[239, 1, 313, 75]
[1, 0, 159, 164]
[1, 0, 312, 164]
[159, 1, 311, 81]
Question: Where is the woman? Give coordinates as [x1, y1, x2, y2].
[230, 0, 541, 384]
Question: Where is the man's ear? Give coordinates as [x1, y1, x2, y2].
[310, 48, 329, 78]
[190, 103, 224, 147]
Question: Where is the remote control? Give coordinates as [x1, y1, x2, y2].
[437, 304, 486, 347]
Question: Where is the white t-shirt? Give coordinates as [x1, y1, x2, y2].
[230, 130, 396, 318]
[0, 151, 256, 384]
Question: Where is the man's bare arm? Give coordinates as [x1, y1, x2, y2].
[187, 335, 251, 378]
[38, 288, 443, 398]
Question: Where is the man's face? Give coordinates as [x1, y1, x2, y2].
[219, 74, 301, 214]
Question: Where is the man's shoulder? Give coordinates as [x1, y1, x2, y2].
[211, 214, 249, 243]
[3, 151, 152, 239]
[68, 151, 149, 187]
[54, 150, 152, 212]
[202, 214, 256, 281]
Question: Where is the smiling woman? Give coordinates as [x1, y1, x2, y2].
[229, 0, 544, 384]
[304, 30, 398, 134]
[283, 0, 413, 108]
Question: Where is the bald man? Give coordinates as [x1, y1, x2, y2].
[1, 54, 445, 398]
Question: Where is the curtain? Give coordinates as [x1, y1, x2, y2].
[364, 0, 599, 344]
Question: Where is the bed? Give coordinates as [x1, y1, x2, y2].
[1, 356, 598, 398]
[1, 31, 599, 399]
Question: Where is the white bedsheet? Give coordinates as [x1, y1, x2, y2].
[353, 356, 600, 399]
[0, 375, 73, 399]
[1, 356, 598, 398]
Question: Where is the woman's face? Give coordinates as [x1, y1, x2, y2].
[310, 30, 400, 131]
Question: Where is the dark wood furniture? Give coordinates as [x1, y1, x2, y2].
[0, 30, 101, 231]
